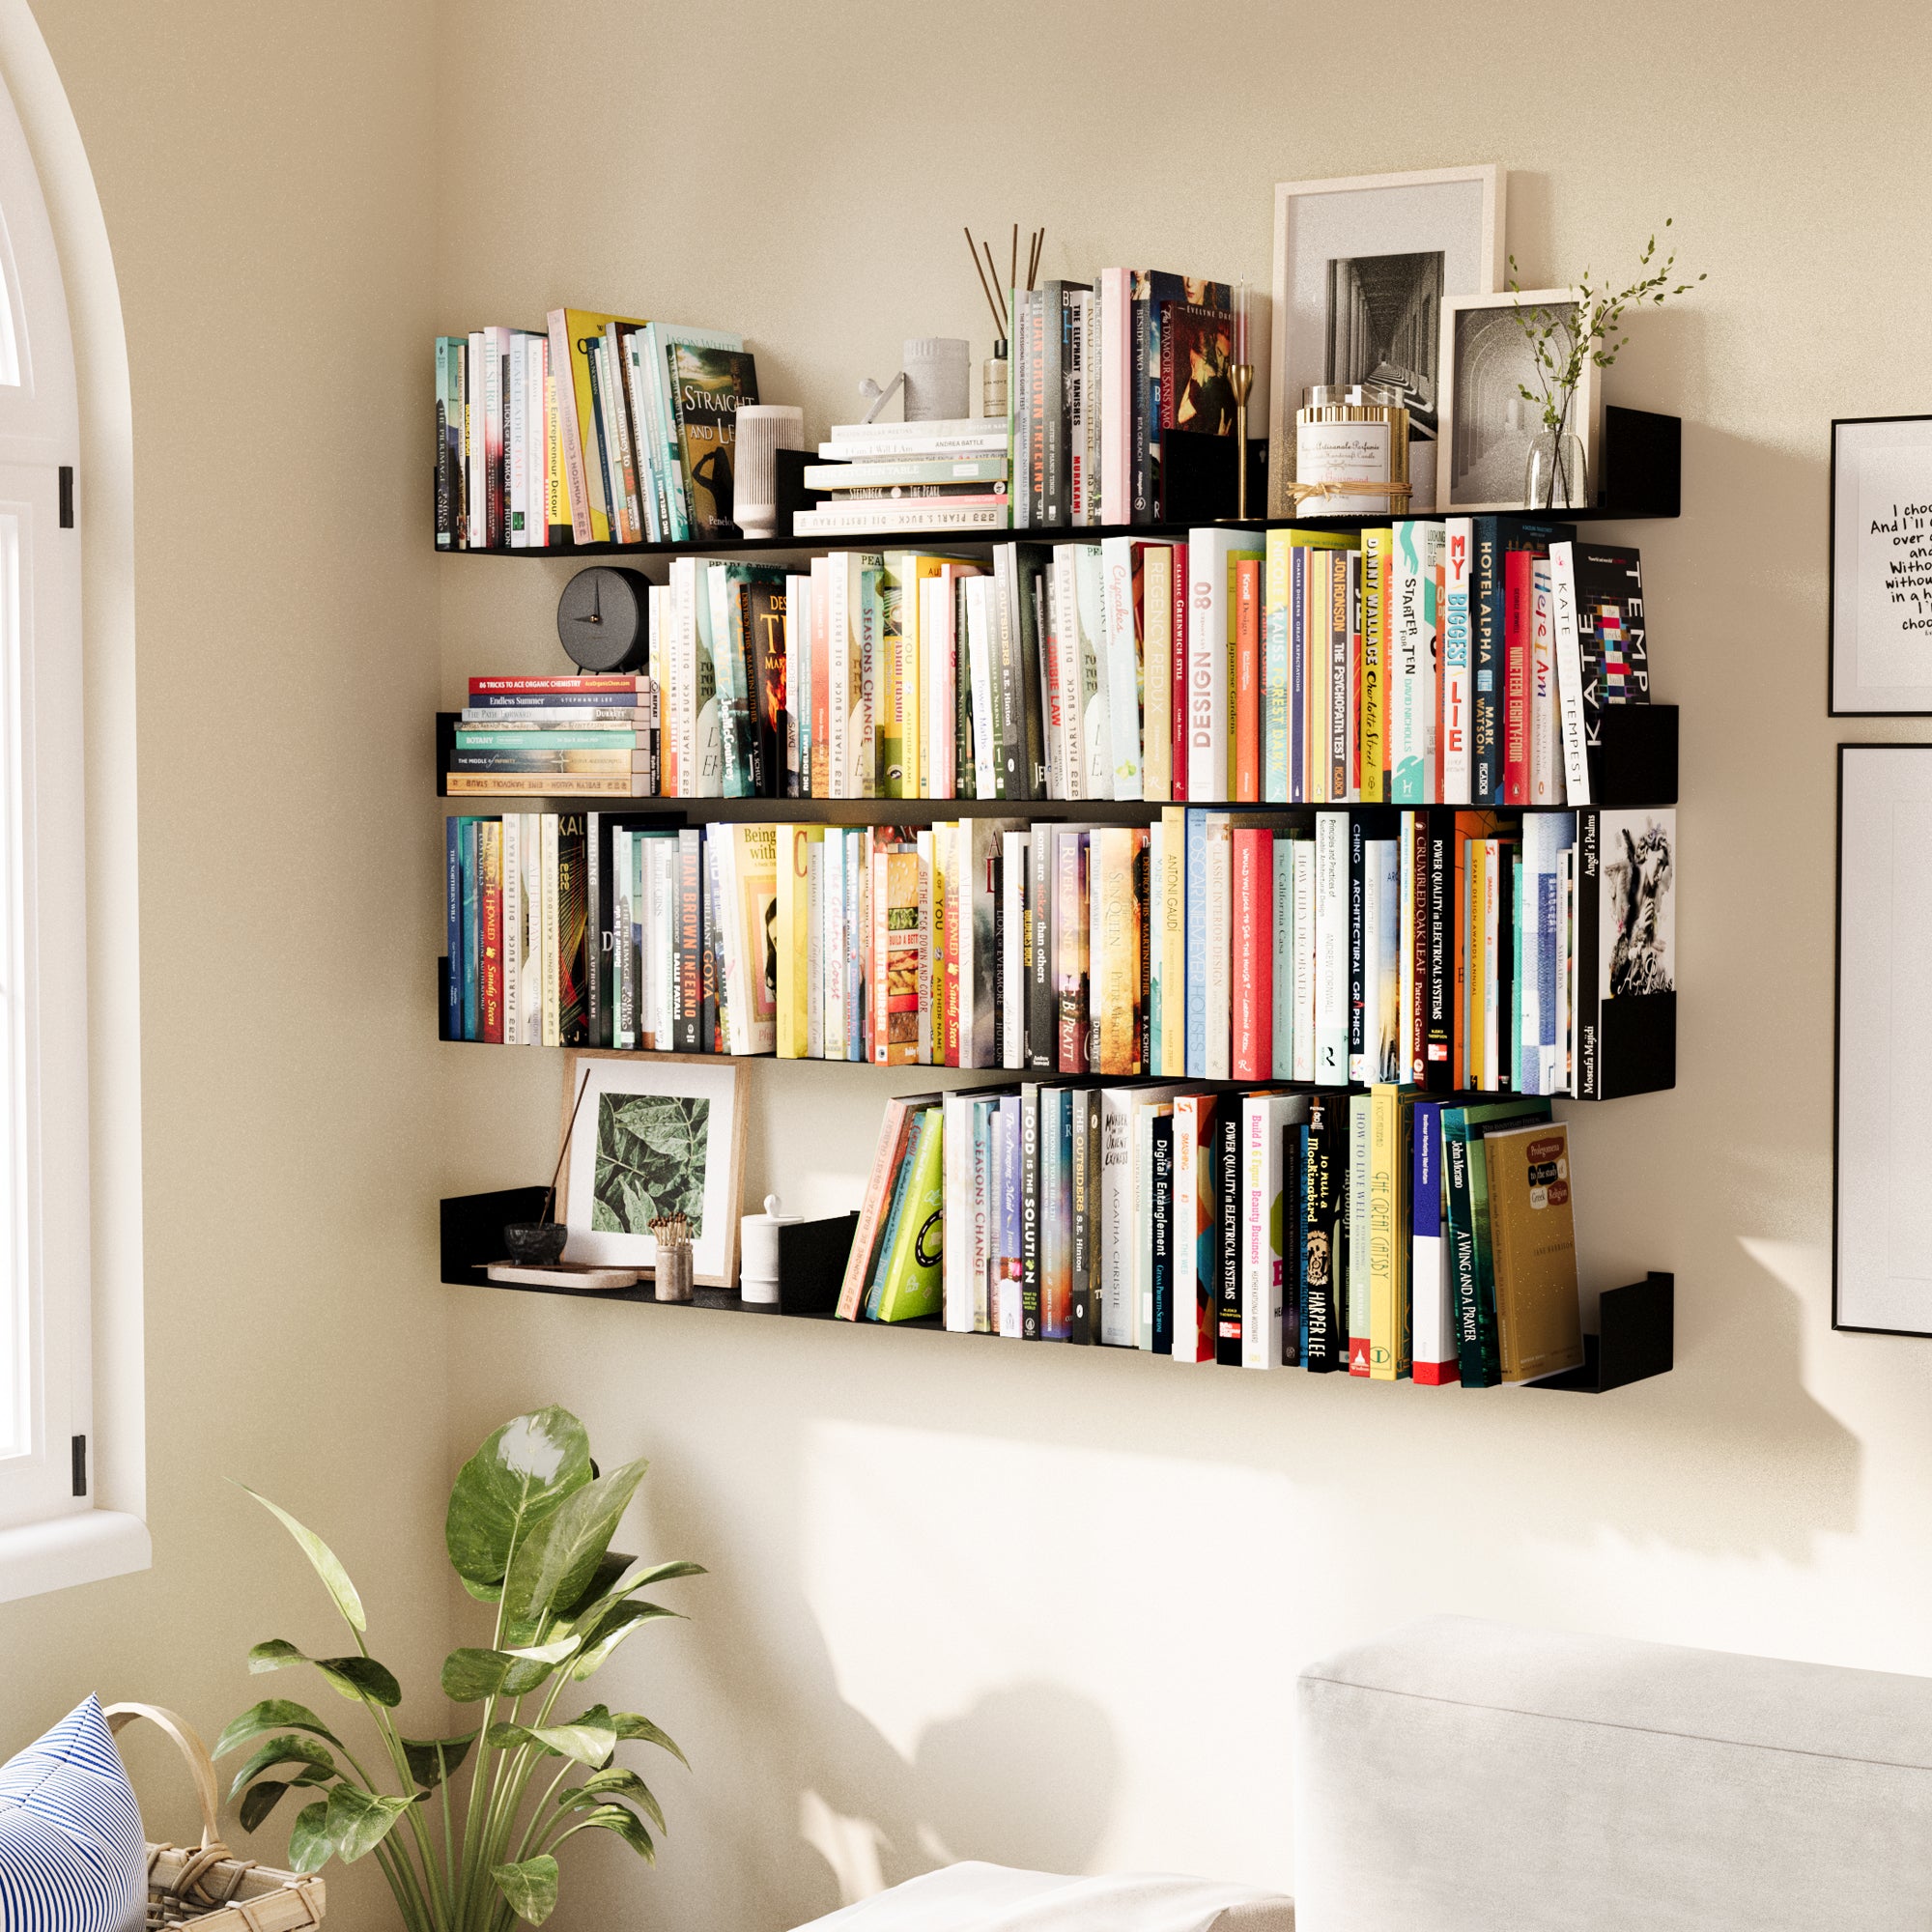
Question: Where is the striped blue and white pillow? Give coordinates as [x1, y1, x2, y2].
[0, 1695, 145, 1932]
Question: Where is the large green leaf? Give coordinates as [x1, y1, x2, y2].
[288, 1801, 332, 1874]
[566, 1802, 655, 1862]
[564, 1558, 704, 1643]
[558, 1767, 665, 1834]
[248, 1641, 400, 1708]
[501, 1459, 650, 1640]
[483, 1718, 615, 1767]
[214, 1699, 342, 1760]
[601, 1710, 688, 1769]
[324, 1783, 412, 1862]
[442, 1648, 514, 1702]
[226, 1735, 338, 1805]
[492, 1855, 559, 1927]
[402, 1731, 477, 1791]
[242, 1487, 367, 1634]
[501, 1632, 584, 1696]
[557, 1549, 633, 1624]
[446, 1407, 592, 1593]
[569, 1604, 680, 1680]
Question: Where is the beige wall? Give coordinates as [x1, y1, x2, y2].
[10, 2, 1932, 1932]
[0, 3, 448, 1925]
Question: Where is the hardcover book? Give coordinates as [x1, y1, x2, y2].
[669, 342, 758, 539]
[1485, 1119, 1583, 1381]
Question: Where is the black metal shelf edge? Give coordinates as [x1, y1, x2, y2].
[434, 791, 1678, 818]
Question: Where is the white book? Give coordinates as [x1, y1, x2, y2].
[1002, 831, 1028, 1069]
[1242, 1093, 1312, 1369]
[1351, 834, 1378, 1088]
[1482, 839, 1501, 1090]
[1048, 548, 1083, 800]
[792, 502, 1010, 536]
[1097, 268, 1132, 526]
[1314, 810, 1347, 1084]
[1293, 837, 1317, 1084]
[1548, 540, 1592, 805]
[804, 838, 824, 1059]
[501, 812, 524, 1044]
[1395, 523, 1443, 803]
[602, 323, 642, 544]
[507, 329, 526, 549]
[821, 829, 846, 1059]
[1148, 822, 1164, 1066]
[1186, 529, 1253, 803]
[1099, 1083, 1185, 1348]
[466, 331, 485, 548]
[919, 579, 938, 798]
[539, 812, 560, 1046]
[826, 558, 852, 799]
[1099, 536, 1144, 797]
[941, 1088, 977, 1331]
[826, 420, 1009, 457]
[1073, 545, 1113, 799]
[1204, 812, 1232, 1080]
[1170, 1096, 1210, 1365]
[611, 827, 630, 1050]
[530, 335, 553, 549]
[1371, 838, 1400, 1083]
[520, 813, 542, 1046]
[656, 839, 677, 1050]
[666, 560, 698, 798]
[1411, 1104, 1457, 1384]
[848, 553, 880, 798]
[965, 576, 999, 798]
[1529, 556, 1562, 805]
[1441, 519, 1474, 805]
[619, 330, 663, 542]
[1272, 836, 1295, 1080]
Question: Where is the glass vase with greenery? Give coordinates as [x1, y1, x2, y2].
[217, 1406, 700, 1930]
[1509, 220, 1705, 510]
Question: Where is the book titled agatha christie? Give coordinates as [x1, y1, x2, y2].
[670, 343, 759, 539]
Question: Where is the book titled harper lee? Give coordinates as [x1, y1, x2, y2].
[670, 343, 758, 539]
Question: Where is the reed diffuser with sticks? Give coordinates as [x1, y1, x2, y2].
[964, 221, 1043, 419]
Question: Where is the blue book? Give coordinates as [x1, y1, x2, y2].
[1186, 809, 1208, 1077]
[459, 817, 480, 1040]
[445, 817, 466, 1041]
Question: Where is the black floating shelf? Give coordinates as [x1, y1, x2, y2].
[435, 408, 1682, 561]
[441, 1188, 1672, 1392]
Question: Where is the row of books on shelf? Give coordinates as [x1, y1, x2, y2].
[442, 806, 1677, 1102]
[837, 1081, 1588, 1390]
[435, 310, 756, 552]
[443, 524, 1649, 810]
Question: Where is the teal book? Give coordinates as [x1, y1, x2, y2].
[1442, 1097, 1552, 1385]
[670, 342, 759, 539]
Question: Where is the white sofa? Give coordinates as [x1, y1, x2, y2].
[797, 1615, 1932, 1931]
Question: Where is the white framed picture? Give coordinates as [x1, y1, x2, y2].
[1830, 416, 1932, 714]
[1436, 287, 1599, 515]
[558, 1051, 749, 1287]
[1834, 745, 1932, 1334]
[1266, 164, 1504, 517]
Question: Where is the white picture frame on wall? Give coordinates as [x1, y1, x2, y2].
[1834, 744, 1932, 1335]
[1436, 287, 1599, 515]
[1267, 163, 1504, 518]
[1829, 416, 1932, 715]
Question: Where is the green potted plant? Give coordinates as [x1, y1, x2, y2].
[217, 1406, 700, 1930]
[1509, 221, 1705, 510]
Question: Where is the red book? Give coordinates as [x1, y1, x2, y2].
[1502, 548, 1532, 806]
[1434, 560, 1448, 800]
[479, 820, 503, 1043]
[1231, 827, 1272, 1080]
[1170, 539, 1189, 800]
[1235, 558, 1261, 802]
[810, 558, 831, 799]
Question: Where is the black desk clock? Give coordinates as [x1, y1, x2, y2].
[556, 565, 650, 672]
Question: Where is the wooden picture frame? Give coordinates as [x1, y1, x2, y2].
[1436, 287, 1598, 515]
[1829, 415, 1932, 715]
[1267, 163, 1504, 518]
[557, 1051, 750, 1288]
[1833, 744, 1932, 1334]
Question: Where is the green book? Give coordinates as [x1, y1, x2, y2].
[871, 1108, 946, 1322]
[1442, 1099, 1552, 1386]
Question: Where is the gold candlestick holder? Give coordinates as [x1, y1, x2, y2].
[1229, 362, 1254, 520]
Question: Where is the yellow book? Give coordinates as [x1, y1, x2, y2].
[1281, 530, 1358, 805]
[1367, 1083, 1417, 1380]
[1160, 806, 1186, 1074]
[775, 825, 821, 1058]
[1092, 826, 1146, 1075]
[544, 351, 569, 535]
[545, 308, 646, 546]
[930, 822, 952, 1064]
[1487, 1120, 1584, 1381]
[1360, 527, 1393, 804]
[1144, 546, 1173, 800]
[1466, 837, 1487, 1086]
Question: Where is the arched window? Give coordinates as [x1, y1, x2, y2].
[0, 10, 145, 1598]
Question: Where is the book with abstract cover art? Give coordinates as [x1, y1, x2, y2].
[1571, 545, 1649, 706]
[1576, 807, 1675, 1100]
[1131, 272, 1231, 522]
[869, 838, 922, 1065]
[1160, 302, 1237, 440]
[670, 343, 758, 539]
[555, 812, 588, 1046]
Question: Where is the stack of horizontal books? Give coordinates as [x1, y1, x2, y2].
[444, 675, 659, 798]
[795, 417, 1010, 537]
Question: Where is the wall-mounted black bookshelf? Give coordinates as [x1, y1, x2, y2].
[440, 1187, 1672, 1392]
[434, 408, 1681, 562]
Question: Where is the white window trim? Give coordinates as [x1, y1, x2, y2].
[0, 0, 144, 1597]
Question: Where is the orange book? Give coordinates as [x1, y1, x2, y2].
[1451, 810, 1504, 1090]
[1236, 557, 1262, 803]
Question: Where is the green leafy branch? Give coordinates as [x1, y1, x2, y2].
[1507, 220, 1706, 443]
[219, 1407, 702, 1931]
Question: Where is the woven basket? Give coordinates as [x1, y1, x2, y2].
[104, 1703, 327, 1932]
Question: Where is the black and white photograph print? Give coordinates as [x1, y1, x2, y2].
[558, 1052, 748, 1287]
[1600, 810, 1676, 1000]
[1268, 164, 1502, 517]
[1324, 249, 1443, 437]
[1437, 288, 1598, 514]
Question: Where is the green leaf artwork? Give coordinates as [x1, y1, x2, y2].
[222, 1406, 698, 1932]
[590, 1093, 709, 1236]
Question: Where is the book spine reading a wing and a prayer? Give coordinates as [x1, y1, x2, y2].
[434, 312, 756, 551]
[441, 797, 1676, 1110]
[831, 1069, 1588, 1397]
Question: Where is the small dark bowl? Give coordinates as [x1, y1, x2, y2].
[503, 1221, 567, 1265]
